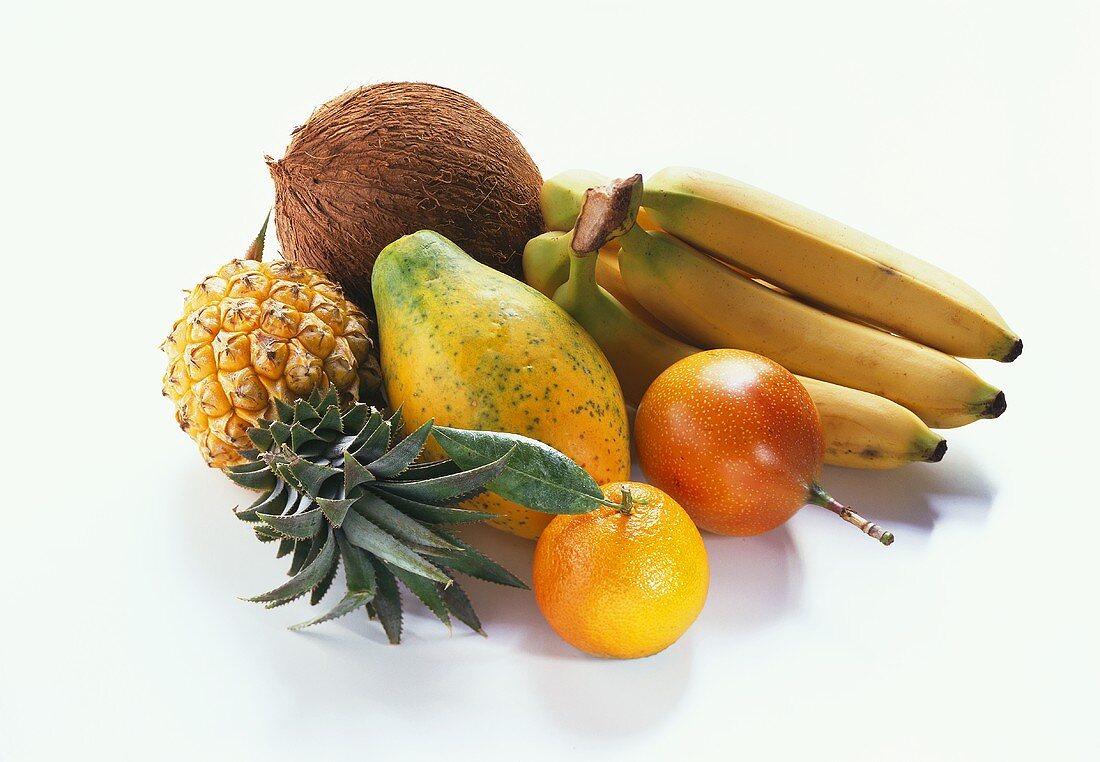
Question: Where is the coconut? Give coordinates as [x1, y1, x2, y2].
[267, 82, 544, 307]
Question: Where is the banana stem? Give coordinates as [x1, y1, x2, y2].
[808, 483, 894, 546]
[566, 243, 599, 286]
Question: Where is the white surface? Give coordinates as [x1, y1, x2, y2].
[3, 1, 1098, 760]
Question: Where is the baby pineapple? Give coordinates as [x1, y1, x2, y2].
[162, 226, 381, 468]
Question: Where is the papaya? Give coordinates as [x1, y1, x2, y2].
[371, 231, 631, 539]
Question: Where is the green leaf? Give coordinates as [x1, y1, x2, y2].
[379, 449, 512, 505]
[225, 461, 275, 491]
[347, 411, 384, 453]
[389, 564, 450, 629]
[273, 457, 340, 498]
[248, 426, 275, 452]
[254, 525, 281, 543]
[369, 559, 403, 644]
[428, 531, 527, 589]
[432, 427, 604, 515]
[340, 404, 370, 434]
[269, 421, 292, 445]
[315, 405, 343, 437]
[288, 537, 312, 576]
[387, 404, 405, 435]
[337, 532, 377, 596]
[353, 492, 458, 551]
[273, 397, 296, 423]
[353, 417, 391, 463]
[367, 419, 434, 478]
[343, 450, 375, 494]
[311, 550, 340, 604]
[439, 579, 483, 635]
[294, 400, 320, 426]
[247, 526, 335, 604]
[316, 497, 356, 527]
[234, 482, 287, 523]
[276, 538, 295, 559]
[290, 423, 323, 452]
[257, 507, 323, 539]
[290, 590, 374, 631]
[401, 460, 461, 480]
[316, 387, 340, 412]
[341, 510, 452, 585]
[374, 491, 497, 525]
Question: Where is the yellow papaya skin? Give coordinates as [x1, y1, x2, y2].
[372, 231, 631, 539]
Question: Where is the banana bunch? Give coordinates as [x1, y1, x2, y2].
[526, 170, 1021, 469]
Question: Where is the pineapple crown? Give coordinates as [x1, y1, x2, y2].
[228, 387, 608, 642]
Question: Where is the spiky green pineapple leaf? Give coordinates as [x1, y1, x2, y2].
[254, 525, 281, 543]
[341, 509, 452, 585]
[316, 497, 356, 527]
[293, 400, 320, 426]
[248, 427, 275, 452]
[276, 538, 295, 559]
[288, 537, 312, 576]
[315, 405, 343, 437]
[270, 453, 340, 497]
[270, 421, 292, 445]
[247, 526, 335, 604]
[267, 531, 336, 609]
[369, 559, 403, 644]
[379, 448, 513, 505]
[346, 410, 384, 452]
[438, 578, 484, 635]
[432, 427, 605, 515]
[257, 507, 323, 540]
[343, 450, 375, 494]
[290, 423, 323, 453]
[353, 417, 392, 463]
[311, 552, 340, 604]
[389, 563, 450, 630]
[338, 533, 377, 596]
[427, 531, 528, 589]
[401, 460, 461, 480]
[273, 398, 296, 423]
[225, 461, 275, 491]
[242, 481, 289, 518]
[315, 387, 340, 411]
[290, 589, 374, 631]
[367, 419, 434, 478]
[354, 491, 458, 551]
[374, 491, 497, 525]
[387, 404, 404, 434]
[340, 404, 370, 434]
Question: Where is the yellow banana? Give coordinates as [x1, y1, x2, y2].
[797, 377, 946, 468]
[643, 166, 1022, 361]
[525, 180, 949, 467]
[615, 222, 1004, 428]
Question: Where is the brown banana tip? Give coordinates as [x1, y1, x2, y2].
[572, 174, 643, 253]
[984, 391, 1008, 419]
[927, 438, 948, 463]
[1002, 338, 1023, 363]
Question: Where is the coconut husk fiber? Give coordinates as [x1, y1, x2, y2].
[267, 82, 545, 309]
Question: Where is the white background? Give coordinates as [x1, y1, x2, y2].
[2, 1, 1097, 760]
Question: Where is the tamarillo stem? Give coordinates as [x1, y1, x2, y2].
[808, 483, 894, 546]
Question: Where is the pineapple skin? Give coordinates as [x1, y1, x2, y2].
[162, 258, 381, 468]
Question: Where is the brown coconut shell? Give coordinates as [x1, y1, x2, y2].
[267, 82, 544, 308]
